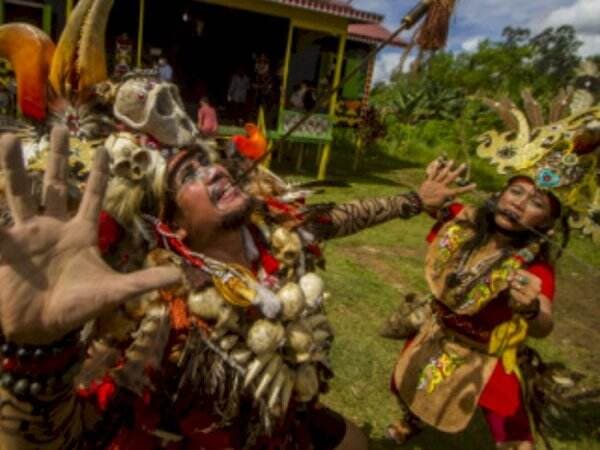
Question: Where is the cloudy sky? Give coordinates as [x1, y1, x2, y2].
[350, 0, 600, 82]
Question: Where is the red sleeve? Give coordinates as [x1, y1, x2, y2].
[98, 211, 123, 254]
[526, 262, 556, 301]
[426, 203, 465, 243]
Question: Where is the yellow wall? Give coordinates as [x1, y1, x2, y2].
[197, 0, 348, 35]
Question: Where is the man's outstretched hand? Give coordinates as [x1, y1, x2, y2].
[417, 159, 476, 213]
[0, 126, 181, 345]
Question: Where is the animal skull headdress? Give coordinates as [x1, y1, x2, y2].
[113, 76, 198, 148]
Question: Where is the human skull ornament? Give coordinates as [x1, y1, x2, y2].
[187, 287, 225, 321]
[277, 283, 306, 321]
[294, 363, 319, 402]
[124, 289, 160, 320]
[286, 321, 313, 363]
[105, 132, 152, 181]
[247, 320, 285, 355]
[271, 227, 302, 269]
[113, 78, 198, 147]
[299, 273, 325, 309]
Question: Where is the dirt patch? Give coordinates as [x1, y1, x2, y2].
[551, 266, 600, 374]
[340, 245, 428, 295]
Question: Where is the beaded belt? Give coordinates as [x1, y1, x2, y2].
[433, 301, 492, 347]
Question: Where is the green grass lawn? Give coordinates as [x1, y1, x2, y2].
[272, 146, 600, 449]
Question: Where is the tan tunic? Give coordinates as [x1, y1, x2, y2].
[393, 206, 531, 432]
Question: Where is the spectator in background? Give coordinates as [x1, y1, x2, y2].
[158, 57, 173, 82]
[197, 97, 218, 138]
[290, 81, 316, 112]
[227, 66, 250, 124]
[303, 81, 317, 111]
[290, 82, 308, 110]
[253, 53, 273, 108]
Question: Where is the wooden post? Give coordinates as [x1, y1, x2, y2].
[276, 21, 294, 160]
[296, 143, 304, 171]
[42, 3, 52, 35]
[353, 54, 375, 172]
[362, 55, 376, 110]
[279, 22, 294, 115]
[136, 0, 145, 68]
[353, 133, 363, 171]
[66, 0, 74, 17]
[0, 0, 5, 24]
[318, 32, 346, 180]
[315, 144, 322, 167]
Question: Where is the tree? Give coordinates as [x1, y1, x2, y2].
[530, 26, 582, 87]
[368, 23, 585, 167]
[502, 27, 531, 47]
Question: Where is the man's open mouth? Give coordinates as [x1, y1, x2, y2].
[209, 174, 238, 206]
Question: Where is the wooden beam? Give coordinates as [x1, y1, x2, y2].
[197, 0, 347, 34]
[279, 21, 294, 114]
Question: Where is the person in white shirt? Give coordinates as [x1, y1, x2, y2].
[227, 67, 250, 123]
[158, 57, 173, 82]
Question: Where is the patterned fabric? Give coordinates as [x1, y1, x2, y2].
[416, 349, 465, 393]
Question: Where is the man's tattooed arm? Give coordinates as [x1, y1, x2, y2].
[305, 192, 423, 241]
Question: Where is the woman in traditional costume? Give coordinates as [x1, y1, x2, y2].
[390, 170, 561, 450]
[388, 102, 600, 450]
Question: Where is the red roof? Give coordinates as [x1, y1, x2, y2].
[348, 23, 409, 47]
[269, 0, 383, 23]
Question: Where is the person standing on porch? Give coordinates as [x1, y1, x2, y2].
[158, 57, 173, 82]
[197, 96, 219, 138]
[228, 66, 251, 124]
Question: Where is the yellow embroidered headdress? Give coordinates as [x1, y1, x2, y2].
[476, 69, 600, 243]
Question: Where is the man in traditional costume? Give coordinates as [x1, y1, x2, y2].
[387, 102, 600, 449]
[0, 122, 473, 449]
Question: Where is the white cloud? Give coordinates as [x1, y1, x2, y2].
[373, 52, 399, 84]
[372, 51, 416, 84]
[461, 35, 484, 52]
[458, 0, 571, 30]
[540, 0, 600, 33]
[351, 0, 402, 30]
[353, 0, 600, 61]
[536, 0, 600, 57]
[579, 33, 600, 57]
